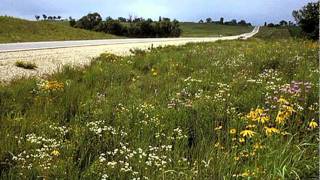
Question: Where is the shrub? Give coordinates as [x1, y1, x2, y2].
[15, 61, 37, 69]
[75, 12, 102, 30]
[292, 2, 319, 40]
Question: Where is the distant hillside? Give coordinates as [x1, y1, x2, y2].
[180, 22, 254, 37]
[0, 16, 118, 43]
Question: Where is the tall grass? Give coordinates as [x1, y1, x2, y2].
[0, 39, 318, 179]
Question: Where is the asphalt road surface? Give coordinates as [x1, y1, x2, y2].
[0, 26, 259, 53]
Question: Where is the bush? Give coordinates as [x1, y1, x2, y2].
[75, 12, 102, 30]
[15, 61, 37, 69]
[292, 2, 319, 40]
[71, 14, 182, 38]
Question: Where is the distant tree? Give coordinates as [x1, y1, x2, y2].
[219, 17, 224, 24]
[264, 22, 267, 26]
[106, 16, 113, 21]
[42, 14, 47, 20]
[118, 17, 127, 22]
[292, 2, 319, 40]
[231, 19, 237, 25]
[53, 16, 57, 20]
[75, 12, 102, 30]
[238, 20, 247, 25]
[159, 16, 162, 22]
[48, 16, 53, 20]
[35, 15, 40, 21]
[267, 23, 275, 27]
[57, 16, 61, 20]
[69, 16, 76, 27]
[279, 20, 288, 26]
[206, 17, 212, 23]
[198, 19, 204, 23]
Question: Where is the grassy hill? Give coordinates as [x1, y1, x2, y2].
[0, 16, 118, 43]
[180, 22, 254, 37]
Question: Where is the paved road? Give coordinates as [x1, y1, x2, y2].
[0, 27, 259, 53]
[0, 27, 259, 82]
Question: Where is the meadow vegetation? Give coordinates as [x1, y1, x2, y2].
[0, 16, 118, 43]
[0, 32, 318, 179]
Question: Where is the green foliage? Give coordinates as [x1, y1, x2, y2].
[0, 39, 318, 179]
[73, 14, 182, 38]
[0, 16, 117, 43]
[15, 61, 37, 69]
[75, 13, 102, 30]
[292, 2, 319, 40]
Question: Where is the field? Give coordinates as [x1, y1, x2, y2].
[180, 22, 253, 37]
[0, 16, 118, 43]
[0, 27, 318, 179]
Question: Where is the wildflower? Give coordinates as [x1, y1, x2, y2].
[239, 138, 245, 143]
[51, 150, 60, 156]
[240, 130, 256, 138]
[275, 111, 286, 124]
[264, 127, 280, 136]
[278, 97, 289, 104]
[229, 128, 236, 134]
[152, 72, 158, 76]
[246, 124, 256, 129]
[246, 108, 270, 124]
[214, 126, 222, 131]
[309, 120, 318, 129]
[234, 156, 240, 161]
[254, 143, 264, 150]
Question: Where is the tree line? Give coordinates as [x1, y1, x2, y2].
[263, 1, 318, 40]
[35, 14, 62, 21]
[198, 17, 252, 26]
[69, 13, 181, 38]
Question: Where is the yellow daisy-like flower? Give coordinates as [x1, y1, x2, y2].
[264, 127, 280, 136]
[246, 124, 256, 129]
[239, 138, 245, 143]
[246, 108, 270, 124]
[214, 126, 222, 131]
[309, 120, 318, 129]
[275, 111, 286, 124]
[278, 97, 289, 104]
[51, 150, 60, 156]
[152, 72, 158, 76]
[229, 128, 237, 135]
[240, 130, 256, 138]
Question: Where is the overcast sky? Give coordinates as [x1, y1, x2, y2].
[0, 0, 316, 25]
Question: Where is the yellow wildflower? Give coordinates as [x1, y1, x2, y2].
[152, 72, 158, 76]
[51, 150, 60, 156]
[264, 127, 280, 136]
[254, 143, 264, 150]
[240, 130, 256, 138]
[246, 108, 269, 124]
[278, 97, 289, 104]
[246, 124, 256, 129]
[309, 120, 318, 129]
[275, 111, 286, 124]
[229, 128, 236, 135]
[239, 138, 245, 143]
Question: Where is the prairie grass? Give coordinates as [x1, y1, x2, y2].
[0, 16, 118, 43]
[0, 38, 318, 179]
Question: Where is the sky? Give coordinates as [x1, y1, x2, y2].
[0, 0, 317, 25]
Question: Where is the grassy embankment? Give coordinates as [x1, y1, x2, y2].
[0, 28, 318, 179]
[0, 16, 118, 43]
[180, 22, 254, 37]
[0, 17, 255, 43]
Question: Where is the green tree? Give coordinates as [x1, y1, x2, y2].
[75, 13, 102, 30]
[292, 2, 319, 40]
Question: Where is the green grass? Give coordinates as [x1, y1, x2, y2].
[180, 22, 254, 37]
[254, 27, 293, 40]
[0, 16, 119, 43]
[0, 37, 318, 179]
